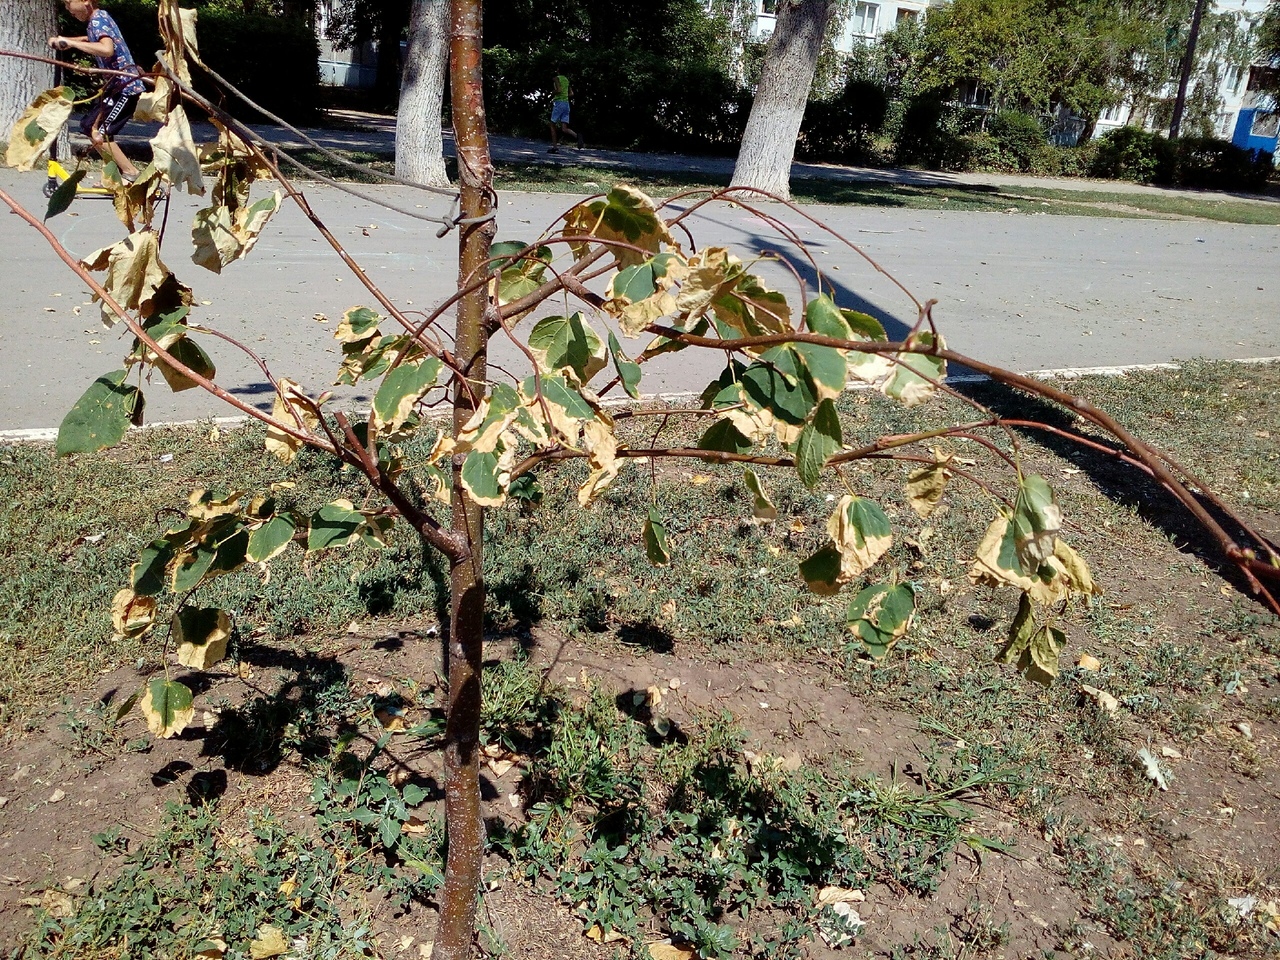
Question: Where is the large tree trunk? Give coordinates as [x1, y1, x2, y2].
[395, 0, 450, 186]
[730, 0, 834, 199]
[0, 3, 57, 149]
[435, 0, 495, 956]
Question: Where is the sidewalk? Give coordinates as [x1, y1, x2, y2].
[101, 107, 1279, 205]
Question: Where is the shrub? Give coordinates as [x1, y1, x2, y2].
[90, 0, 321, 124]
[893, 92, 980, 170]
[798, 78, 890, 163]
[986, 111, 1046, 171]
[1089, 127, 1176, 184]
[1174, 136, 1274, 192]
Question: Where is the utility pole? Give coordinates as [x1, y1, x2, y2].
[1169, 0, 1210, 139]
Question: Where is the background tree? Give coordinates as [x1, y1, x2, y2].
[731, 0, 835, 198]
[1260, 1, 1280, 105]
[326, 0, 411, 109]
[395, 0, 450, 185]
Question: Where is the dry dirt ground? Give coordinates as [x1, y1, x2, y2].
[0, 598, 1275, 959]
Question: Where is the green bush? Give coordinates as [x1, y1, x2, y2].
[798, 78, 890, 163]
[1089, 127, 1177, 184]
[893, 92, 980, 170]
[84, 0, 321, 125]
[986, 111, 1046, 171]
[1174, 136, 1274, 192]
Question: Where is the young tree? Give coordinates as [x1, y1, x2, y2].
[4, 2, 1279, 958]
[731, 0, 835, 198]
[395, 0, 450, 185]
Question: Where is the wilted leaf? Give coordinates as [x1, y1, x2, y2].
[264, 379, 319, 462]
[647, 944, 696, 960]
[827, 494, 893, 582]
[817, 886, 866, 906]
[743, 468, 778, 521]
[643, 508, 670, 566]
[82, 230, 191, 327]
[585, 925, 628, 944]
[847, 582, 915, 659]
[372, 357, 443, 431]
[906, 456, 951, 519]
[111, 588, 157, 637]
[249, 925, 290, 959]
[563, 185, 673, 267]
[1011, 474, 1062, 569]
[995, 594, 1063, 686]
[1080, 684, 1119, 714]
[57, 370, 143, 455]
[881, 332, 946, 407]
[1136, 747, 1170, 790]
[150, 105, 205, 195]
[578, 417, 622, 507]
[173, 607, 232, 670]
[528, 313, 607, 383]
[140, 677, 194, 738]
[5, 87, 73, 171]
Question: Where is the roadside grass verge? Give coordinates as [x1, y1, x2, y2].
[4, 359, 1278, 957]
[283, 148, 1280, 224]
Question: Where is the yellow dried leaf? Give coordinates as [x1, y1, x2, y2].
[647, 943, 696, 960]
[174, 609, 232, 670]
[817, 885, 866, 906]
[264, 379, 319, 463]
[5, 87, 73, 171]
[578, 418, 622, 507]
[249, 924, 289, 959]
[150, 104, 205, 195]
[586, 925, 627, 944]
[111, 588, 157, 637]
[81, 230, 187, 327]
[905, 458, 951, 519]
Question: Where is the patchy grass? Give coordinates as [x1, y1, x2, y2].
[2, 360, 1279, 957]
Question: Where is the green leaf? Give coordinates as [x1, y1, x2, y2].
[308, 501, 365, 551]
[24, 118, 46, 144]
[45, 170, 85, 219]
[208, 526, 249, 577]
[491, 241, 552, 305]
[881, 332, 946, 407]
[372, 357, 443, 431]
[643, 507, 670, 566]
[840, 309, 887, 341]
[608, 252, 680, 303]
[528, 313, 607, 383]
[607, 331, 642, 399]
[793, 398, 841, 488]
[155, 334, 217, 393]
[799, 544, 842, 595]
[743, 468, 778, 521]
[247, 514, 296, 563]
[793, 340, 848, 401]
[1011, 474, 1062, 568]
[508, 474, 543, 506]
[740, 347, 816, 427]
[334, 306, 382, 344]
[402, 783, 428, 806]
[698, 418, 753, 455]
[171, 541, 216, 593]
[804, 294, 853, 339]
[140, 678, 194, 738]
[847, 582, 916, 660]
[379, 817, 400, 850]
[460, 449, 507, 507]
[132, 538, 176, 596]
[56, 370, 144, 455]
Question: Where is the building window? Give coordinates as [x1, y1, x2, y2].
[1252, 111, 1279, 139]
[761, 0, 777, 13]
[851, 2, 880, 36]
[896, 8, 918, 24]
[1100, 103, 1124, 122]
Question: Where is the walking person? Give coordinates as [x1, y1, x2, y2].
[48, 0, 147, 183]
[547, 71, 583, 153]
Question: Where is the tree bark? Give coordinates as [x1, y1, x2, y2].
[0, 3, 58, 149]
[396, 0, 450, 186]
[435, 0, 495, 956]
[730, 0, 834, 199]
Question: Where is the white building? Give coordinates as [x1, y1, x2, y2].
[750, 0, 935, 48]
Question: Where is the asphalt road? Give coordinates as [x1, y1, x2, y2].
[1, 164, 1277, 434]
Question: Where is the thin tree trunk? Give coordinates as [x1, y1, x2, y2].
[730, 0, 834, 199]
[396, 0, 450, 186]
[435, 0, 495, 955]
[1, 3, 58, 148]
